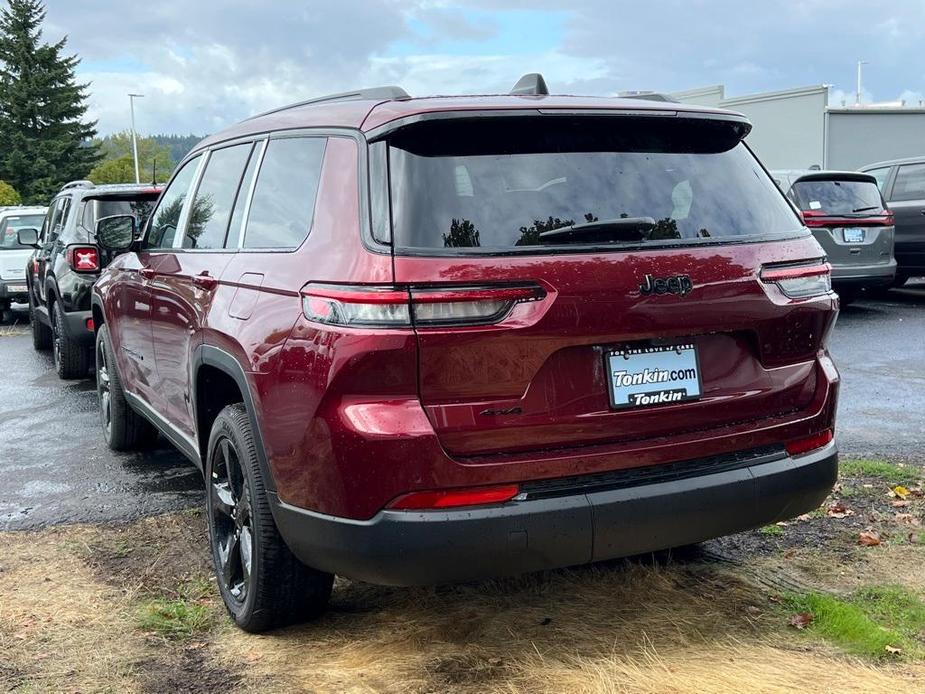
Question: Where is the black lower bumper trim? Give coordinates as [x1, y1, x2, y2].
[272, 442, 838, 586]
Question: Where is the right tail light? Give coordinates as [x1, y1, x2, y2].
[760, 261, 831, 299]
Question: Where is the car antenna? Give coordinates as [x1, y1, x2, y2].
[151, 156, 157, 185]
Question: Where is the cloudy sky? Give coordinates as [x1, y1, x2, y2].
[42, 0, 925, 137]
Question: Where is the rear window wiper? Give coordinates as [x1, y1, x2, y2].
[538, 217, 657, 244]
[851, 205, 880, 213]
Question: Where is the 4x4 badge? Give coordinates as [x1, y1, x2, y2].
[640, 274, 693, 297]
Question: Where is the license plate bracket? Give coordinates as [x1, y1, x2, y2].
[605, 343, 702, 410]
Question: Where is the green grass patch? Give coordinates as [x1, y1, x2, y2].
[136, 579, 215, 639]
[839, 458, 919, 485]
[785, 585, 925, 659]
[759, 524, 784, 536]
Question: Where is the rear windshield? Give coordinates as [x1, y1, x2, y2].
[0, 214, 44, 250]
[81, 195, 159, 232]
[387, 117, 802, 253]
[788, 179, 884, 216]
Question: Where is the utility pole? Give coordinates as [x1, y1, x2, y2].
[856, 60, 868, 107]
[128, 93, 145, 183]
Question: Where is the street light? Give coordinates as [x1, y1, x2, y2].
[856, 60, 868, 107]
[128, 93, 145, 184]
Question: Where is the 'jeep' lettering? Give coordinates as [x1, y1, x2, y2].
[640, 274, 693, 297]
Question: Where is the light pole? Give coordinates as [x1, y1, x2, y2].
[855, 60, 868, 107]
[128, 93, 144, 183]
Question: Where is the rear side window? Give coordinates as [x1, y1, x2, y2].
[889, 163, 925, 202]
[184, 143, 254, 249]
[387, 117, 800, 253]
[243, 137, 326, 249]
[47, 197, 72, 242]
[865, 167, 891, 194]
[789, 179, 884, 216]
[147, 155, 201, 249]
[82, 196, 159, 234]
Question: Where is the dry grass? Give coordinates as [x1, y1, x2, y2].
[3, 514, 925, 693]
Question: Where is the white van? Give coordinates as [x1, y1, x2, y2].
[0, 206, 47, 322]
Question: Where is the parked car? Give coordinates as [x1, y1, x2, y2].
[772, 170, 896, 302]
[0, 205, 47, 323]
[23, 180, 161, 378]
[92, 75, 839, 632]
[859, 157, 925, 286]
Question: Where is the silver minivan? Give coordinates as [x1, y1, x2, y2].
[773, 170, 896, 303]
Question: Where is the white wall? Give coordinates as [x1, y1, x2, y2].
[827, 110, 925, 169]
[673, 86, 828, 170]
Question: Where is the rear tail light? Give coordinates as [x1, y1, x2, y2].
[65, 245, 100, 272]
[388, 484, 520, 510]
[85, 317, 95, 332]
[801, 210, 894, 227]
[786, 429, 834, 456]
[760, 261, 831, 299]
[301, 283, 546, 328]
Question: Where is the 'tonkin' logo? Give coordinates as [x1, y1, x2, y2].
[639, 274, 693, 297]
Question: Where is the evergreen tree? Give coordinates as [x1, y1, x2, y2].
[0, 0, 99, 203]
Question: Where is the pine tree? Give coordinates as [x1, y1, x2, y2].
[0, 0, 99, 203]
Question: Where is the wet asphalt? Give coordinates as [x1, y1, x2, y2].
[0, 283, 923, 531]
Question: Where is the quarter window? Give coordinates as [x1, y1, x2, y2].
[865, 167, 891, 194]
[147, 155, 202, 249]
[242, 137, 326, 249]
[890, 164, 925, 202]
[183, 143, 254, 249]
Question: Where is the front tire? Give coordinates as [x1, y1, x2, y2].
[52, 300, 90, 379]
[96, 324, 158, 450]
[30, 297, 51, 351]
[206, 404, 333, 632]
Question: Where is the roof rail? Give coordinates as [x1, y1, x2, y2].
[510, 73, 549, 96]
[61, 180, 95, 191]
[246, 86, 411, 121]
[617, 91, 677, 103]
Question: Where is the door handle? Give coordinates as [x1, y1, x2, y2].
[192, 273, 218, 291]
[139, 268, 156, 280]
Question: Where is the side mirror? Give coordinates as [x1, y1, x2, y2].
[16, 228, 39, 248]
[95, 215, 136, 252]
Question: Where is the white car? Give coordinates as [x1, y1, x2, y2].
[0, 206, 47, 322]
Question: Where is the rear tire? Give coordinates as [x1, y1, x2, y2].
[206, 403, 333, 633]
[96, 323, 158, 451]
[30, 298, 51, 351]
[52, 300, 90, 379]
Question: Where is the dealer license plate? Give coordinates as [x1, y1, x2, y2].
[7, 284, 26, 293]
[843, 227, 865, 243]
[606, 344, 702, 409]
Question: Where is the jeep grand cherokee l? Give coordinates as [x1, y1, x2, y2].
[26, 180, 160, 378]
[91, 75, 839, 632]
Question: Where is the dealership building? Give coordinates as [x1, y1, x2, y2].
[671, 84, 925, 172]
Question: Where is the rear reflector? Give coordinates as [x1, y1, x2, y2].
[388, 484, 520, 510]
[65, 245, 100, 272]
[760, 261, 831, 299]
[301, 283, 545, 328]
[85, 318, 94, 332]
[785, 429, 833, 456]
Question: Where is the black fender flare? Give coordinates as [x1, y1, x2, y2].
[191, 344, 277, 492]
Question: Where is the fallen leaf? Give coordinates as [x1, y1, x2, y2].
[796, 513, 813, 522]
[827, 501, 855, 519]
[789, 612, 814, 630]
[891, 500, 911, 508]
[890, 486, 910, 499]
[910, 488, 924, 498]
[894, 513, 921, 527]
[783, 548, 797, 559]
[858, 530, 881, 546]
[768, 594, 783, 604]
[885, 645, 902, 655]
[745, 605, 762, 615]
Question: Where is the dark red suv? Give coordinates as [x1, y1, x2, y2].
[91, 75, 839, 632]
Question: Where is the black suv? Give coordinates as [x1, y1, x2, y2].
[25, 180, 161, 378]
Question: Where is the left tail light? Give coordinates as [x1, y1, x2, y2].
[300, 283, 546, 328]
[760, 261, 831, 299]
[65, 245, 100, 272]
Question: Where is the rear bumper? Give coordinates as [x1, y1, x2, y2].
[830, 259, 896, 289]
[58, 308, 94, 346]
[272, 441, 837, 586]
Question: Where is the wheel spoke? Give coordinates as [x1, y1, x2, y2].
[211, 480, 235, 517]
[239, 526, 253, 590]
[220, 532, 241, 586]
